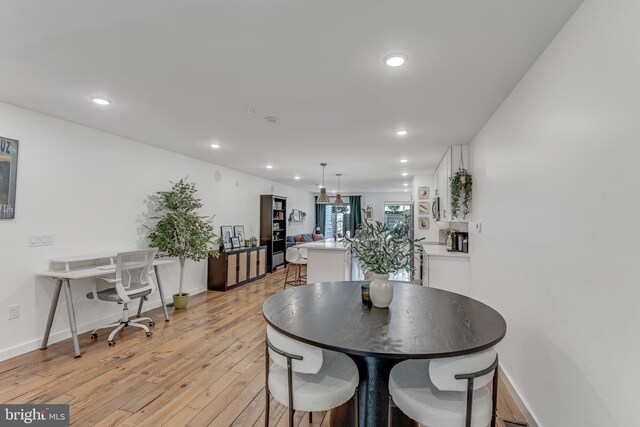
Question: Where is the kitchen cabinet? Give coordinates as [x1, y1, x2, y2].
[297, 240, 352, 284]
[421, 245, 471, 295]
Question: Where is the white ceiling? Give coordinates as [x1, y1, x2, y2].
[0, 0, 582, 193]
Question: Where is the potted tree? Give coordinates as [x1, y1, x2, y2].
[147, 178, 219, 309]
[346, 215, 423, 308]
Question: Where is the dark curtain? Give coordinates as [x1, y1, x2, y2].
[349, 195, 362, 236]
[315, 197, 326, 235]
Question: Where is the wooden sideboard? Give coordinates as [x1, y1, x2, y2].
[207, 245, 267, 291]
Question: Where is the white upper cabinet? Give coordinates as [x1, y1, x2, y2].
[433, 145, 470, 223]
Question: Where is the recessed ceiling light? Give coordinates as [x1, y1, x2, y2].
[264, 116, 279, 123]
[404, 189, 409, 192]
[400, 159, 408, 163]
[318, 184, 323, 188]
[332, 190, 336, 193]
[266, 165, 273, 169]
[402, 172, 408, 176]
[403, 183, 408, 186]
[210, 144, 220, 149]
[396, 130, 408, 136]
[384, 53, 408, 67]
[91, 97, 111, 106]
[294, 176, 300, 180]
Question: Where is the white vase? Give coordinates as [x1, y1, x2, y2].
[369, 273, 393, 308]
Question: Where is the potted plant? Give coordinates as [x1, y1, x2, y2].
[346, 215, 423, 308]
[248, 236, 258, 247]
[147, 178, 219, 309]
[450, 168, 472, 220]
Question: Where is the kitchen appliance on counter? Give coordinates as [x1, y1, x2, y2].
[446, 231, 469, 253]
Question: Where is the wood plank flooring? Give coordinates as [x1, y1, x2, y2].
[0, 267, 527, 426]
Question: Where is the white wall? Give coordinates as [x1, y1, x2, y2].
[360, 191, 411, 223]
[0, 101, 314, 361]
[469, 0, 639, 425]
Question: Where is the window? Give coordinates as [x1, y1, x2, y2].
[323, 204, 351, 238]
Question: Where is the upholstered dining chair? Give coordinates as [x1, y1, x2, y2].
[389, 348, 499, 427]
[283, 247, 307, 288]
[264, 325, 359, 427]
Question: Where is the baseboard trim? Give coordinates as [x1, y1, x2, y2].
[0, 286, 205, 362]
[499, 366, 540, 427]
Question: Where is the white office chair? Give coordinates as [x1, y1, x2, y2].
[86, 249, 158, 347]
[389, 348, 499, 427]
[283, 247, 307, 288]
[264, 325, 359, 427]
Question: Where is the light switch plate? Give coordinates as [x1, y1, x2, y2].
[8, 304, 19, 320]
[28, 234, 55, 247]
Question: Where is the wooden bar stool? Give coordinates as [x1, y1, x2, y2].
[284, 247, 307, 288]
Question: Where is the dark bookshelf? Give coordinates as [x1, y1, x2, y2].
[260, 195, 287, 272]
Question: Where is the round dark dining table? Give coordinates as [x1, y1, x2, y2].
[262, 281, 507, 427]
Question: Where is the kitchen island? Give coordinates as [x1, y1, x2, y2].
[422, 243, 471, 295]
[296, 239, 352, 284]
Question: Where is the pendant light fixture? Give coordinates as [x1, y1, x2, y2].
[334, 174, 345, 207]
[316, 163, 330, 204]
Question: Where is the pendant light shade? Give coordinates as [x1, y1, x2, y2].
[316, 163, 330, 204]
[334, 173, 345, 207]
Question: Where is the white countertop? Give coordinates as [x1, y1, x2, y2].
[422, 243, 470, 258]
[297, 239, 350, 251]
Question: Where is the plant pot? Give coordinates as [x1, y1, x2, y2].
[172, 293, 190, 310]
[369, 273, 393, 308]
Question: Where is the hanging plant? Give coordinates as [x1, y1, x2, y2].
[450, 169, 472, 220]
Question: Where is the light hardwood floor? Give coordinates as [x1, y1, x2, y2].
[0, 267, 526, 426]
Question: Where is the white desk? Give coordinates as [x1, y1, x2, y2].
[38, 254, 174, 358]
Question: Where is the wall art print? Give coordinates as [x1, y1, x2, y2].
[0, 136, 18, 220]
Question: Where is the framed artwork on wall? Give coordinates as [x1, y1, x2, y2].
[418, 202, 429, 215]
[0, 136, 19, 220]
[418, 187, 429, 200]
[365, 206, 373, 220]
[418, 217, 430, 229]
[234, 225, 245, 247]
[221, 226, 233, 245]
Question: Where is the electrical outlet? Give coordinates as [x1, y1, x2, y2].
[8, 304, 19, 320]
[28, 234, 55, 247]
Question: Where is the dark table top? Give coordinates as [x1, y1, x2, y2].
[263, 281, 506, 359]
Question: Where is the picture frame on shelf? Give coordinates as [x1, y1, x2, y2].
[418, 217, 430, 229]
[418, 186, 430, 200]
[221, 226, 233, 245]
[418, 202, 429, 215]
[231, 237, 240, 249]
[234, 225, 245, 247]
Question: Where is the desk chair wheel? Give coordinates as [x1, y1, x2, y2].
[146, 331, 153, 337]
[149, 321, 156, 327]
[90, 333, 98, 341]
[108, 340, 116, 347]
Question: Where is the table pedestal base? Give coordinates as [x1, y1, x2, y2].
[330, 396, 418, 427]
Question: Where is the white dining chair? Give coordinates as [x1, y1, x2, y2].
[389, 348, 499, 427]
[284, 247, 307, 288]
[86, 249, 158, 347]
[264, 325, 359, 427]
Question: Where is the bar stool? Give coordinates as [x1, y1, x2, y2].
[284, 247, 307, 288]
